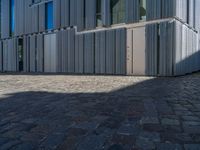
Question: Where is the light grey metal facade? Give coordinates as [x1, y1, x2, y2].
[0, 0, 200, 76]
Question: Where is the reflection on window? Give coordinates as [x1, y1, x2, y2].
[140, 0, 146, 21]
[110, 0, 125, 24]
[45, 1, 53, 30]
[96, 0, 102, 27]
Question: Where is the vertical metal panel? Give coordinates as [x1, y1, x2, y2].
[2, 40, 8, 71]
[0, 41, 2, 71]
[116, 28, 126, 75]
[84, 33, 95, 74]
[24, 0, 32, 34]
[60, 0, 70, 28]
[44, 33, 57, 72]
[15, 0, 25, 36]
[75, 34, 84, 73]
[85, 0, 96, 29]
[67, 29, 75, 73]
[39, 4, 45, 32]
[30, 35, 36, 72]
[53, 0, 61, 29]
[77, 0, 85, 31]
[62, 30, 68, 72]
[1, 0, 10, 39]
[146, 0, 161, 21]
[36, 34, 44, 72]
[102, 0, 110, 26]
[56, 31, 62, 72]
[32, 5, 39, 33]
[126, 0, 139, 23]
[146, 24, 158, 76]
[95, 31, 106, 74]
[188, 0, 195, 27]
[70, 0, 77, 26]
[106, 30, 115, 74]
[159, 21, 174, 76]
[194, 0, 200, 30]
[6, 39, 17, 72]
[161, 0, 175, 18]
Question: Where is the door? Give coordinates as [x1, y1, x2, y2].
[132, 27, 146, 75]
[44, 33, 57, 72]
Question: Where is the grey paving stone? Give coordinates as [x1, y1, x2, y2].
[156, 143, 183, 150]
[117, 124, 139, 136]
[139, 131, 160, 142]
[107, 144, 124, 150]
[184, 144, 200, 150]
[135, 138, 156, 150]
[76, 135, 106, 150]
[0, 74, 200, 148]
[140, 117, 159, 125]
[0, 140, 21, 150]
[161, 118, 180, 126]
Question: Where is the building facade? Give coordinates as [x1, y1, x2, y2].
[0, 0, 200, 76]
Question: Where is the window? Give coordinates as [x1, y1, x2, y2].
[45, 1, 53, 30]
[139, 0, 146, 21]
[96, 0, 102, 27]
[10, 0, 15, 36]
[110, 0, 125, 24]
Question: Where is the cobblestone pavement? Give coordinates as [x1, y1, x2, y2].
[0, 73, 200, 150]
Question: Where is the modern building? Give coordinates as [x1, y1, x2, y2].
[0, 0, 200, 76]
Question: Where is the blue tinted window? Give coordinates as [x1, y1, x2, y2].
[10, 0, 15, 35]
[45, 1, 53, 30]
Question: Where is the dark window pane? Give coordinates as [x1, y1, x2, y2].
[45, 1, 53, 30]
[96, 0, 102, 27]
[140, 0, 146, 21]
[110, 0, 125, 24]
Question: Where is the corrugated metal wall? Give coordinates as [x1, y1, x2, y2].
[2, 39, 17, 72]
[2, 0, 200, 40]
[144, 20, 200, 76]
[1, 0, 10, 39]
[0, 0, 200, 76]
[174, 21, 200, 76]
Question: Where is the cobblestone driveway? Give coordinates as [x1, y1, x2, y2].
[0, 73, 200, 150]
